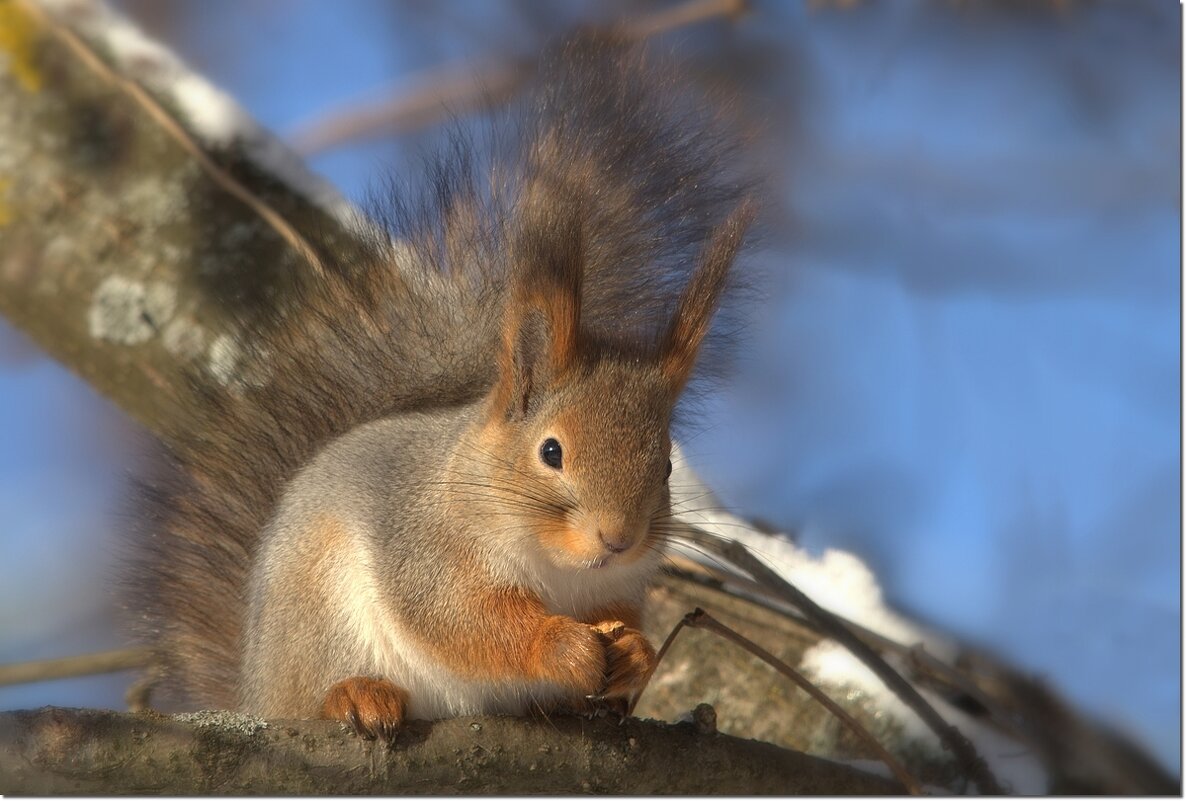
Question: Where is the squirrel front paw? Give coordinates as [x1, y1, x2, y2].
[530, 616, 656, 717]
[532, 616, 608, 695]
[591, 621, 657, 699]
[321, 676, 409, 744]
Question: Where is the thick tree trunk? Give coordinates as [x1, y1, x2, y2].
[0, 0, 350, 444]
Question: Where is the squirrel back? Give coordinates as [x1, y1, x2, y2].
[123, 33, 754, 712]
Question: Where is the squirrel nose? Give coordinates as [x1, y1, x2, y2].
[597, 529, 631, 554]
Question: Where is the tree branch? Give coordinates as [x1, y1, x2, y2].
[0, 707, 903, 794]
[0, 0, 349, 445]
[674, 524, 1005, 794]
[289, 0, 750, 155]
[0, 649, 151, 688]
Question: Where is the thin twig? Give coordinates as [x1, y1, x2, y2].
[289, 0, 751, 156]
[665, 560, 1008, 731]
[626, 604, 922, 793]
[674, 523, 1005, 794]
[124, 660, 164, 712]
[685, 608, 924, 795]
[289, 59, 528, 156]
[626, 612, 691, 716]
[625, 0, 749, 38]
[0, 648, 152, 687]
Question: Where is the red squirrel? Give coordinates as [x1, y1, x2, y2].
[124, 33, 755, 741]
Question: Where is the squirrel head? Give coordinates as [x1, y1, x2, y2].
[467, 197, 755, 571]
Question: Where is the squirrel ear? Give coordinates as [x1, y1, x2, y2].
[496, 203, 584, 419]
[659, 199, 756, 393]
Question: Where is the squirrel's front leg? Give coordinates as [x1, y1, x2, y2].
[316, 588, 608, 742]
[318, 590, 650, 735]
[454, 586, 609, 696]
[472, 593, 659, 708]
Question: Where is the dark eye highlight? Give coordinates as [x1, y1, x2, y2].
[540, 438, 563, 469]
[665, 459, 673, 480]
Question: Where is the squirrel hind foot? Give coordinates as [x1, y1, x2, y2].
[322, 676, 409, 745]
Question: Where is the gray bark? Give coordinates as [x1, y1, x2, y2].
[0, 0, 350, 444]
[0, 707, 903, 794]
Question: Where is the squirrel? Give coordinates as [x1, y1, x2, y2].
[123, 33, 755, 741]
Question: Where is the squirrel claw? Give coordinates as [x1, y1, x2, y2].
[346, 709, 373, 740]
[581, 693, 629, 722]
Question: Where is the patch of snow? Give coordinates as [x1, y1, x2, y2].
[669, 446, 938, 650]
[169, 73, 252, 144]
[804, 641, 1048, 794]
[670, 447, 1051, 794]
[101, 17, 176, 79]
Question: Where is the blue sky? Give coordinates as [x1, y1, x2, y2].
[0, 0, 1178, 774]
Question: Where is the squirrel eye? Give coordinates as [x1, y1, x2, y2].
[665, 459, 673, 480]
[540, 438, 563, 469]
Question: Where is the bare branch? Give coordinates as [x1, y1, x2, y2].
[0, 707, 903, 794]
[673, 522, 1006, 794]
[0, 0, 347, 445]
[289, 0, 750, 156]
[624, 0, 750, 39]
[0, 649, 152, 687]
[684, 608, 924, 795]
[288, 58, 528, 157]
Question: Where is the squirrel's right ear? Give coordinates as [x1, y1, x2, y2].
[495, 201, 584, 420]
[659, 199, 756, 394]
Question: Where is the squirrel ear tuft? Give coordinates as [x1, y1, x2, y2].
[659, 199, 756, 394]
[496, 200, 585, 419]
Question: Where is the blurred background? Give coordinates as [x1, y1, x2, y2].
[0, 0, 1179, 777]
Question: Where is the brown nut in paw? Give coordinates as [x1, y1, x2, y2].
[322, 676, 408, 744]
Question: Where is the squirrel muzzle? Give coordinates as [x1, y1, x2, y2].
[569, 508, 651, 566]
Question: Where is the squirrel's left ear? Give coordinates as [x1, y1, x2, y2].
[659, 199, 756, 394]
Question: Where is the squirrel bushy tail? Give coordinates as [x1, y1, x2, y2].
[124, 33, 754, 709]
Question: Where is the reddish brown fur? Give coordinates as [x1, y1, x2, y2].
[598, 626, 656, 698]
[322, 677, 409, 742]
[410, 584, 606, 694]
[661, 200, 758, 392]
[535, 523, 594, 564]
[583, 604, 656, 699]
[493, 198, 586, 420]
[540, 285, 581, 373]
